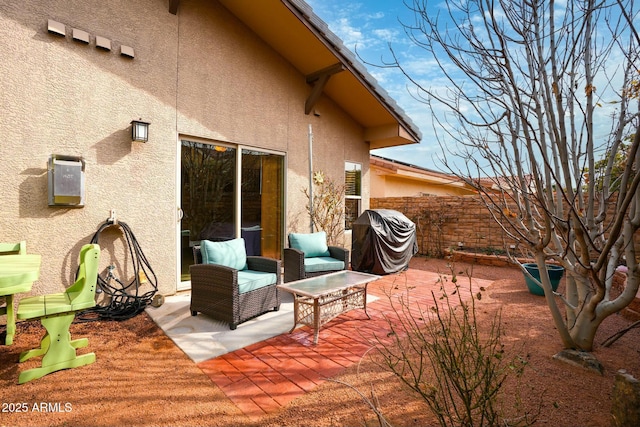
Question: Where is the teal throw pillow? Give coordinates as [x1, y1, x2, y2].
[289, 231, 330, 258]
[201, 238, 247, 270]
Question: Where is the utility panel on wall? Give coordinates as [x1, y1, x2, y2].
[48, 155, 85, 207]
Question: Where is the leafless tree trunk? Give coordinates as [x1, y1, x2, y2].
[390, 0, 640, 351]
[303, 171, 346, 246]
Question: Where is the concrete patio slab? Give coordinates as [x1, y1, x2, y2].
[145, 289, 379, 363]
[146, 267, 492, 418]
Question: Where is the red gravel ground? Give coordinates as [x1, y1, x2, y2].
[1, 256, 639, 427]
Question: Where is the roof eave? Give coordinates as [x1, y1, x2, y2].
[169, 0, 422, 149]
[284, 0, 422, 146]
[365, 124, 420, 149]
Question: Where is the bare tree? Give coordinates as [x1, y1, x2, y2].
[303, 171, 346, 245]
[388, 0, 640, 353]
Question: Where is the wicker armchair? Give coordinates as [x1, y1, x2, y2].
[190, 245, 281, 330]
[283, 232, 349, 283]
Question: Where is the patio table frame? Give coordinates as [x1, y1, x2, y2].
[277, 270, 380, 344]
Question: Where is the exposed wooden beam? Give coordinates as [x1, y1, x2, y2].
[305, 73, 330, 115]
[305, 63, 345, 115]
[169, 0, 179, 15]
[306, 63, 345, 84]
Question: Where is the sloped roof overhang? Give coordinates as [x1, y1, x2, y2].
[371, 155, 475, 190]
[169, 0, 421, 149]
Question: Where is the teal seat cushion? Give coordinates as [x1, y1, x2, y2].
[289, 231, 330, 258]
[237, 270, 278, 294]
[201, 238, 247, 271]
[304, 257, 345, 273]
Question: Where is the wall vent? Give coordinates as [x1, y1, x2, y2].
[120, 45, 135, 58]
[72, 28, 90, 44]
[96, 36, 111, 51]
[47, 19, 65, 37]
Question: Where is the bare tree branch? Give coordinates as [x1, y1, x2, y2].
[382, 0, 640, 352]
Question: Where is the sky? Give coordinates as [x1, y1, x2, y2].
[305, 1, 635, 175]
[305, 0, 446, 171]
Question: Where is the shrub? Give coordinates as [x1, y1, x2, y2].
[370, 268, 536, 427]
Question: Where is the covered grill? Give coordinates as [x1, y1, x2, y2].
[351, 209, 418, 275]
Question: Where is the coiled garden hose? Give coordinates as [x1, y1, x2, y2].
[76, 219, 158, 321]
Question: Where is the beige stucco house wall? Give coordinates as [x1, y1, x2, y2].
[370, 155, 476, 197]
[0, 0, 419, 298]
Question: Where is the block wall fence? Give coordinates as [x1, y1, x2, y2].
[370, 195, 640, 259]
[371, 195, 514, 257]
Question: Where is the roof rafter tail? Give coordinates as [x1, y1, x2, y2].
[169, 0, 179, 14]
[305, 63, 345, 115]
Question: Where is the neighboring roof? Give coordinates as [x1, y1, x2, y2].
[169, 0, 422, 149]
[475, 174, 535, 193]
[370, 155, 477, 193]
[372, 155, 524, 196]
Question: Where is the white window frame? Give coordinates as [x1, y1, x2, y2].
[345, 161, 362, 230]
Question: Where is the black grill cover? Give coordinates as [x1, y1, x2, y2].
[351, 209, 418, 274]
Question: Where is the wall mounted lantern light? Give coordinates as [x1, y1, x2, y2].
[131, 119, 150, 142]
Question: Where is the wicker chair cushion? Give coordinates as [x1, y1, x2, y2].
[237, 270, 278, 294]
[289, 232, 330, 258]
[201, 238, 247, 270]
[303, 256, 345, 273]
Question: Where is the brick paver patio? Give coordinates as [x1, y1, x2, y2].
[197, 267, 490, 418]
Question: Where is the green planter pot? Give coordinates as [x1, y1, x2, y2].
[523, 263, 564, 296]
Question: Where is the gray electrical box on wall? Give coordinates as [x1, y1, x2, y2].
[48, 155, 85, 207]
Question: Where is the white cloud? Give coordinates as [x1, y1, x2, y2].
[308, 0, 639, 173]
[333, 17, 364, 46]
[371, 28, 396, 42]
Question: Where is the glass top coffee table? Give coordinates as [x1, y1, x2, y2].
[277, 270, 380, 344]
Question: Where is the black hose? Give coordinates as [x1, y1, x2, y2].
[76, 219, 158, 322]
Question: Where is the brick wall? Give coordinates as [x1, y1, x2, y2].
[374, 195, 640, 320]
[371, 195, 516, 256]
[371, 195, 639, 258]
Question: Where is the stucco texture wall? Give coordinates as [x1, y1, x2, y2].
[0, 0, 371, 297]
[371, 173, 439, 197]
[0, 0, 179, 296]
[371, 169, 476, 198]
[174, 0, 370, 249]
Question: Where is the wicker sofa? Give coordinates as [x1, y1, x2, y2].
[283, 231, 349, 283]
[190, 239, 281, 330]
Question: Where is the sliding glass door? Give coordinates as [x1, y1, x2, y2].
[241, 149, 284, 260]
[179, 139, 284, 285]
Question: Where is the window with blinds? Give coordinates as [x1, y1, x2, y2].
[345, 162, 362, 230]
